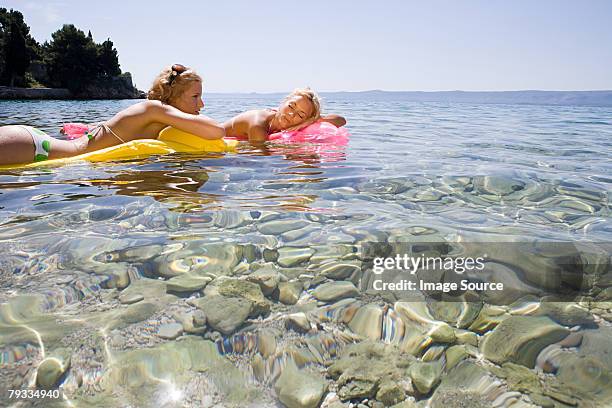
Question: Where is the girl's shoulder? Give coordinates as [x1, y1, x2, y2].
[120, 99, 161, 114]
[235, 109, 271, 122]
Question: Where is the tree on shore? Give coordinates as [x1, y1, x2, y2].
[1, 9, 124, 91]
[44, 25, 122, 92]
[0, 8, 41, 87]
[97, 39, 121, 77]
[44, 24, 99, 91]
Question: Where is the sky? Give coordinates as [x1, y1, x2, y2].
[5, 0, 612, 93]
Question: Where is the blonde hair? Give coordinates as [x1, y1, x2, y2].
[148, 64, 202, 105]
[282, 87, 322, 131]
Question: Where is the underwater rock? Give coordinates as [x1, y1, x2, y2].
[309, 244, 358, 264]
[557, 355, 611, 401]
[389, 400, 419, 408]
[102, 337, 261, 405]
[429, 360, 507, 408]
[119, 278, 167, 302]
[454, 329, 479, 347]
[533, 301, 596, 327]
[421, 345, 446, 362]
[245, 265, 282, 296]
[474, 175, 525, 196]
[36, 349, 71, 388]
[257, 329, 277, 358]
[328, 341, 415, 401]
[153, 242, 242, 278]
[118, 292, 144, 305]
[382, 307, 406, 344]
[108, 302, 158, 330]
[281, 225, 321, 243]
[427, 300, 482, 329]
[337, 375, 378, 400]
[467, 304, 509, 333]
[429, 323, 456, 344]
[481, 316, 570, 367]
[277, 247, 315, 267]
[355, 177, 412, 195]
[190, 296, 252, 335]
[578, 327, 612, 368]
[166, 274, 211, 294]
[112, 244, 164, 262]
[409, 359, 443, 395]
[177, 311, 206, 334]
[278, 281, 304, 305]
[394, 301, 455, 344]
[257, 219, 309, 235]
[319, 261, 362, 280]
[157, 323, 183, 340]
[488, 362, 547, 404]
[312, 281, 360, 302]
[210, 209, 253, 229]
[376, 380, 406, 406]
[347, 304, 384, 340]
[549, 327, 612, 404]
[192, 310, 207, 327]
[274, 361, 327, 408]
[309, 298, 361, 325]
[476, 261, 544, 305]
[263, 248, 279, 263]
[204, 277, 270, 316]
[445, 345, 469, 370]
[286, 312, 311, 333]
[103, 269, 130, 290]
[393, 301, 437, 326]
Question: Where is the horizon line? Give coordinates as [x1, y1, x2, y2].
[198, 89, 612, 95]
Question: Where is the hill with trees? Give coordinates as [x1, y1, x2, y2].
[0, 8, 142, 99]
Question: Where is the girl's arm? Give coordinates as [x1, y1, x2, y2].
[320, 114, 347, 127]
[248, 125, 268, 143]
[153, 104, 225, 139]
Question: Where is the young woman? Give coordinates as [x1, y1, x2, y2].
[224, 88, 346, 143]
[0, 64, 225, 165]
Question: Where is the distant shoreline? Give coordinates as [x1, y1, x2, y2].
[206, 90, 612, 107]
[2, 88, 611, 107]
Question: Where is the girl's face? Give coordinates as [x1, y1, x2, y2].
[172, 81, 204, 115]
[278, 95, 314, 129]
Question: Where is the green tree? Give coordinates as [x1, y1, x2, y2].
[5, 19, 28, 86]
[45, 24, 99, 92]
[97, 38, 121, 77]
[0, 11, 5, 81]
[0, 9, 36, 86]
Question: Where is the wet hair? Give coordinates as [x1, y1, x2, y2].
[148, 64, 202, 104]
[282, 87, 322, 131]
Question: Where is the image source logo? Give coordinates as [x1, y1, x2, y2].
[361, 241, 611, 304]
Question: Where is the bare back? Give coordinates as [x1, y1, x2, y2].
[80, 101, 173, 153]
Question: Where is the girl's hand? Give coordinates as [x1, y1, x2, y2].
[321, 115, 347, 127]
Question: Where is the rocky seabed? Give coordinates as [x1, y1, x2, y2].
[1, 222, 611, 408]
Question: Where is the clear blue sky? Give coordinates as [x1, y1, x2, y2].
[6, 0, 612, 92]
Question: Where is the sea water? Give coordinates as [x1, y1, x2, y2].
[0, 94, 610, 406]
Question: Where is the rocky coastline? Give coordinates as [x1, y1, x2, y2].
[0, 74, 145, 100]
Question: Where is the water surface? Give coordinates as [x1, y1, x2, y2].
[0, 95, 610, 407]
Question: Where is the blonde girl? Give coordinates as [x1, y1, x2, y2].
[0, 64, 224, 165]
[224, 88, 346, 142]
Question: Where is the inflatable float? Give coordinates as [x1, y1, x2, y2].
[268, 121, 349, 145]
